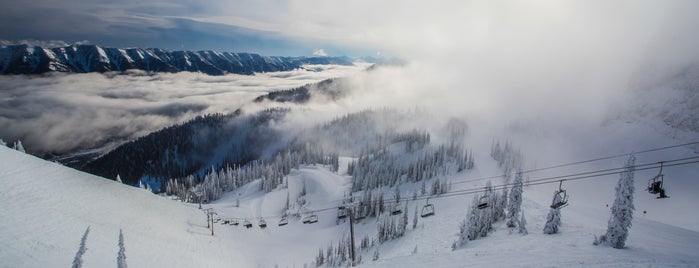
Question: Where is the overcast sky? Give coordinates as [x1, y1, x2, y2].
[1, 1, 695, 58]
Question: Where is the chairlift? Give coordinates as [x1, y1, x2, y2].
[337, 206, 348, 220]
[391, 203, 403, 215]
[230, 219, 239, 226]
[279, 216, 288, 226]
[647, 162, 669, 199]
[421, 198, 435, 218]
[550, 180, 569, 209]
[303, 214, 319, 224]
[258, 219, 267, 228]
[477, 192, 489, 209]
[223, 219, 230, 225]
[243, 220, 253, 228]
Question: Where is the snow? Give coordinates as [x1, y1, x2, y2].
[2, 117, 699, 267]
[0, 146, 252, 267]
[95, 47, 109, 63]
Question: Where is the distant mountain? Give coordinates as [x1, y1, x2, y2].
[0, 44, 354, 75]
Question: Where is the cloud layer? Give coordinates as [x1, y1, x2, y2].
[0, 64, 366, 154]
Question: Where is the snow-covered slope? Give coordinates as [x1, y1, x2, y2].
[0, 146, 253, 267]
[2, 133, 699, 267]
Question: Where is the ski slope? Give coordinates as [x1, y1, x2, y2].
[2, 135, 699, 267]
[0, 146, 254, 267]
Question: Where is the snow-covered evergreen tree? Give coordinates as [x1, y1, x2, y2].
[399, 204, 409, 235]
[519, 211, 528, 235]
[283, 192, 290, 216]
[543, 208, 561, 234]
[297, 179, 308, 207]
[543, 190, 564, 234]
[506, 170, 523, 228]
[12, 140, 25, 153]
[117, 229, 127, 268]
[412, 205, 418, 229]
[477, 181, 495, 237]
[595, 155, 636, 249]
[452, 195, 480, 249]
[494, 187, 507, 221]
[116, 175, 123, 184]
[316, 248, 325, 266]
[72, 226, 90, 268]
[301, 179, 307, 196]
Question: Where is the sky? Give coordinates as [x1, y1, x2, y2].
[2, 1, 695, 58]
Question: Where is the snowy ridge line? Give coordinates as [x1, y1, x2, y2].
[207, 156, 699, 221]
[450, 140, 699, 186]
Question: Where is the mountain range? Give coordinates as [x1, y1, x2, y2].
[0, 44, 354, 76]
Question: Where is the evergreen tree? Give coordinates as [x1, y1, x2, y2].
[399, 204, 408, 236]
[543, 208, 561, 234]
[117, 229, 127, 268]
[116, 175, 123, 184]
[284, 192, 290, 216]
[316, 248, 324, 266]
[595, 155, 636, 249]
[519, 211, 528, 235]
[506, 170, 523, 228]
[543, 192, 563, 234]
[494, 187, 507, 221]
[301, 179, 307, 196]
[13, 140, 25, 153]
[452, 195, 480, 249]
[412, 205, 418, 229]
[72, 226, 90, 268]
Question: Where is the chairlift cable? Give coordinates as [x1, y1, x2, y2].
[214, 157, 699, 220]
[450, 141, 699, 185]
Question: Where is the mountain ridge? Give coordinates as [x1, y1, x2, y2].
[0, 44, 354, 76]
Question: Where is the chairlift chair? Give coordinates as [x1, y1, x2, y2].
[421, 198, 435, 218]
[550, 181, 569, 209]
[230, 219, 239, 226]
[477, 195, 489, 209]
[337, 206, 348, 220]
[258, 219, 267, 228]
[647, 162, 669, 199]
[223, 219, 230, 225]
[243, 220, 253, 228]
[279, 216, 288, 226]
[391, 203, 403, 215]
[309, 214, 319, 224]
[303, 214, 318, 224]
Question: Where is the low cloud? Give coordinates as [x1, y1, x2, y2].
[312, 49, 327, 56]
[0, 64, 366, 155]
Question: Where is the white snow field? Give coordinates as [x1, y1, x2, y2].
[0, 146, 253, 267]
[2, 127, 699, 268]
